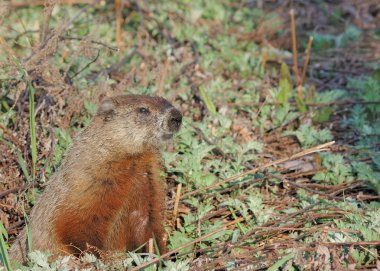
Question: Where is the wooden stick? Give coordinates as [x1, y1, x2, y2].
[227, 100, 380, 107]
[148, 238, 154, 254]
[172, 183, 182, 229]
[181, 141, 335, 199]
[301, 36, 313, 86]
[115, 0, 123, 60]
[290, 9, 300, 87]
[10, 0, 94, 8]
[157, 58, 170, 96]
[261, 47, 268, 70]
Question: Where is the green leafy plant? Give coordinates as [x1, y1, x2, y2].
[283, 124, 333, 148]
[0, 222, 12, 271]
[313, 154, 353, 184]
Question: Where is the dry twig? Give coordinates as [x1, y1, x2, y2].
[290, 9, 300, 86]
[130, 217, 245, 271]
[301, 36, 313, 86]
[182, 141, 335, 198]
[172, 183, 182, 229]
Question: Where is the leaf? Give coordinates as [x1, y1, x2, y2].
[336, 25, 362, 48]
[28, 82, 37, 180]
[295, 95, 307, 113]
[28, 251, 51, 268]
[283, 124, 333, 148]
[281, 61, 292, 82]
[313, 107, 333, 123]
[267, 252, 295, 271]
[202, 174, 216, 186]
[277, 62, 292, 104]
[84, 101, 97, 116]
[312, 33, 335, 52]
[16, 150, 31, 182]
[199, 86, 216, 115]
[169, 230, 193, 254]
[26, 222, 33, 257]
[164, 259, 190, 271]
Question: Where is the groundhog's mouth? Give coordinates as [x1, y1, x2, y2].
[162, 133, 174, 140]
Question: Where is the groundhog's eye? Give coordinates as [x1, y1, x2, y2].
[138, 107, 149, 114]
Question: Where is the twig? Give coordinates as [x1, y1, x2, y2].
[268, 173, 341, 200]
[69, 49, 100, 80]
[67, 50, 100, 81]
[261, 47, 268, 70]
[315, 241, 380, 247]
[9, 0, 94, 8]
[24, 1, 99, 62]
[329, 182, 365, 197]
[115, 0, 123, 60]
[157, 58, 170, 96]
[356, 194, 380, 201]
[60, 36, 119, 51]
[130, 217, 245, 271]
[172, 183, 182, 229]
[290, 9, 300, 87]
[193, 125, 235, 161]
[0, 182, 38, 198]
[206, 177, 267, 197]
[235, 240, 380, 252]
[148, 238, 154, 254]
[252, 226, 358, 233]
[228, 100, 380, 107]
[0, 123, 24, 149]
[301, 36, 313, 86]
[91, 46, 138, 79]
[181, 141, 335, 199]
[7, 220, 25, 231]
[236, 204, 320, 244]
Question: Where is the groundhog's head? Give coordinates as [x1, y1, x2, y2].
[95, 95, 182, 154]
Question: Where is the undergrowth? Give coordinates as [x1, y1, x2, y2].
[0, 1, 379, 270]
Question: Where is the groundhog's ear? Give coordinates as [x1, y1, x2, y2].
[98, 99, 116, 121]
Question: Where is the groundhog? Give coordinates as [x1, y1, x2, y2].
[9, 94, 182, 263]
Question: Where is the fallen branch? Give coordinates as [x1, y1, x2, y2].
[9, 0, 94, 8]
[130, 217, 245, 271]
[171, 183, 182, 229]
[228, 100, 380, 107]
[268, 173, 341, 200]
[290, 9, 300, 87]
[60, 36, 119, 51]
[91, 46, 139, 79]
[68, 49, 100, 80]
[0, 182, 38, 198]
[181, 141, 335, 199]
[301, 36, 313, 86]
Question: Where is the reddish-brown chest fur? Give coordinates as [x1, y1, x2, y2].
[53, 151, 167, 255]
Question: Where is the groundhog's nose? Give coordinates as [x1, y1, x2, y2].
[168, 108, 182, 132]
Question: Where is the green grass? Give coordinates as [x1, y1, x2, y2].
[0, 222, 12, 271]
[0, 1, 379, 270]
[28, 82, 37, 181]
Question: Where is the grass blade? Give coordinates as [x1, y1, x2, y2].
[28, 82, 37, 180]
[0, 222, 12, 271]
[267, 252, 295, 271]
[16, 150, 31, 183]
[199, 86, 216, 115]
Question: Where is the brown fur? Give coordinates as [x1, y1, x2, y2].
[9, 95, 182, 263]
